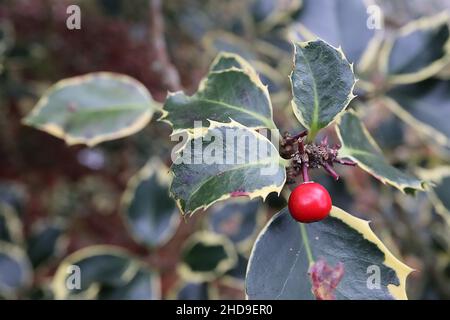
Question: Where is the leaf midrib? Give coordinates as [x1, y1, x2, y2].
[186, 159, 280, 209]
[65, 103, 148, 116]
[198, 97, 275, 129]
[297, 46, 320, 133]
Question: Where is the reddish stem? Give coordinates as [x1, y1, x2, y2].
[287, 130, 308, 143]
[323, 162, 340, 181]
[298, 139, 305, 153]
[302, 163, 310, 182]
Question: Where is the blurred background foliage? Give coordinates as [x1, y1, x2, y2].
[0, 0, 450, 299]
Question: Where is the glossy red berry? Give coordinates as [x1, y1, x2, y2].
[288, 182, 332, 223]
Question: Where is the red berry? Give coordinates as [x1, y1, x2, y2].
[288, 182, 332, 223]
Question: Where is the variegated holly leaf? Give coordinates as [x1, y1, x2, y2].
[246, 206, 413, 300]
[0, 241, 32, 298]
[207, 198, 263, 250]
[417, 167, 450, 220]
[224, 253, 248, 284]
[170, 121, 286, 216]
[380, 12, 450, 85]
[290, 0, 379, 70]
[384, 79, 450, 148]
[161, 53, 276, 133]
[290, 40, 356, 138]
[26, 221, 66, 268]
[52, 245, 160, 300]
[336, 111, 425, 194]
[179, 231, 237, 283]
[210, 53, 286, 94]
[121, 158, 180, 248]
[172, 282, 217, 300]
[0, 202, 23, 245]
[23, 72, 157, 146]
[203, 31, 257, 62]
[251, 0, 302, 32]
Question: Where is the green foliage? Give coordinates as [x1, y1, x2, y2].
[179, 232, 237, 283]
[246, 207, 412, 300]
[336, 111, 425, 193]
[4, 0, 450, 301]
[23, 73, 157, 146]
[0, 241, 32, 298]
[161, 53, 276, 132]
[52, 246, 160, 300]
[292, 0, 376, 68]
[290, 40, 356, 138]
[380, 12, 450, 84]
[121, 159, 180, 248]
[386, 79, 450, 148]
[170, 121, 286, 215]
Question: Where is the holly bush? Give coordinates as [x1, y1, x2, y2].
[1, 0, 450, 300]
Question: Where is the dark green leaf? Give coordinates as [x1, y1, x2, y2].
[208, 199, 263, 250]
[179, 232, 237, 282]
[52, 245, 160, 300]
[385, 79, 450, 148]
[0, 241, 32, 297]
[292, 0, 377, 67]
[0, 202, 23, 245]
[417, 167, 450, 220]
[380, 12, 450, 84]
[97, 269, 159, 300]
[26, 221, 66, 268]
[203, 32, 257, 62]
[290, 40, 356, 137]
[225, 253, 248, 283]
[161, 53, 276, 133]
[122, 159, 180, 248]
[173, 282, 216, 300]
[251, 0, 302, 31]
[170, 121, 286, 215]
[23, 72, 157, 146]
[246, 207, 412, 300]
[0, 182, 27, 215]
[336, 111, 425, 193]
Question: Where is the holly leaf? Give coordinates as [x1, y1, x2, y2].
[224, 253, 248, 285]
[23, 72, 157, 146]
[203, 31, 257, 62]
[171, 282, 217, 300]
[380, 12, 450, 85]
[246, 206, 413, 300]
[251, 0, 302, 32]
[290, 40, 356, 137]
[385, 79, 450, 148]
[207, 198, 263, 251]
[417, 167, 450, 221]
[160, 53, 276, 133]
[0, 241, 32, 298]
[52, 245, 160, 300]
[170, 121, 286, 216]
[290, 0, 379, 69]
[179, 231, 237, 283]
[26, 221, 66, 268]
[121, 158, 180, 248]
[0, 202, 23, 245]
[336, 111, 425, 193]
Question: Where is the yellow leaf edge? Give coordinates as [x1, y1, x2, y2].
[22, 72, 156, 147]
[170, 119, 287, 217]
[330, 206, 414, 300]
[51, 245, 161, 300]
